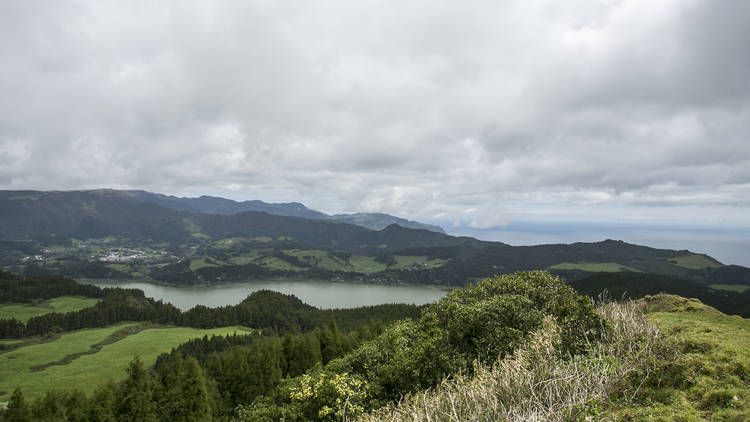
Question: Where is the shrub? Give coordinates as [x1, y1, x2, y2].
[359, 299, 671, 422]
[331, 271, 604, 408]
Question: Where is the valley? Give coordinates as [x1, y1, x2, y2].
[1, 190, 749, 420]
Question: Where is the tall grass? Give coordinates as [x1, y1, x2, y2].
[358, 299, 675, 422]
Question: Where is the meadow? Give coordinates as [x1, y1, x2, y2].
[548, 262, 641, 272]
[710, 283, 750, 293]
[0, 296, 99, 323]
[0, 323, 251, 401]
[669, 253, 723, 269]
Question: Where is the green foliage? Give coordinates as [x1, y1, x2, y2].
[86, 382, 116, 422]
[114, 357, 157, 421]
[427, 271, 603, 356]
[306, 271, 603, 413]
[4, 388, 31, 422]
[154, 355, 213, 421]
[287, 371, 368, 421]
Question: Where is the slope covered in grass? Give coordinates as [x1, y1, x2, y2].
[0, 296, 99, 323]
[358, 294, 750, 421]
[609, 295, 750, 420]
[0, 323, 251, 401]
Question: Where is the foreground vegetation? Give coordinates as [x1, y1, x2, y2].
[1, 270, 748, 421]
[359, 294, 750, 421]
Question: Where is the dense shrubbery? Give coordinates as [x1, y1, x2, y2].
[359, 299, 673, 421]
[236, 271, 604, 420]
[12, 271, 731, 421]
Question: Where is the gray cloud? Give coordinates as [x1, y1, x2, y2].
[1, 0, 750, 232]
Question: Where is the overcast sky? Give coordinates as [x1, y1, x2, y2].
[1, 1, 749, 261]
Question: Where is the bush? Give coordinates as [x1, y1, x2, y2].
[329, 271, 604, 409]
[359, 299, 672, 422]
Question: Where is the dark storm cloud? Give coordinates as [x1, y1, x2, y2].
[0, 0, 749, 229]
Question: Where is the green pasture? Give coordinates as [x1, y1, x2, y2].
[254, 256, 305, 271]
[0, 323, 251, 400]
[105, 263, 131, 272]
[548, 262, 641, 272]
[669, 253, 722, 269]
[284, 250, 351, 272]
[189, 257, 221, 271]
[605, 295, 750, 419]
[710, 284, 750, 293]
[227, 250, 262, 266]
[211, 237, 247, 249]
[348, 256, 388, 274]
[391, 255, 450, 270]
[0, 296, 99, 323]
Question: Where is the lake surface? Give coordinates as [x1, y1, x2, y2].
[82, 280, 450, 310]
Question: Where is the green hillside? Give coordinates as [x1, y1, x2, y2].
[4, 190, 750, 290]
[1, 271, 749, 420]
[357, 293, 750, 421]
[0, 297, 98, 323]
[0, 323, 251, 400]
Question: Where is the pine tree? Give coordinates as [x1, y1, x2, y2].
[64, 389, 88, 422]
[86, 382, 116, 422]
[320, 318, 342, 364]
[4, 388, 31, 422]
[114, 356, 157, 422]
[177, 357, 212, 421]
[31, 390, 65, 421]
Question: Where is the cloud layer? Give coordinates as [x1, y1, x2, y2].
[1, 0, 749, 232]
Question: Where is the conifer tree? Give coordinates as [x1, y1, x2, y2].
[177, 357, 212, 421]
[87, 382, 116, 422]
[4, 388, 31, 422]
[114, 356, 157, 422]
[64, 389, 88, 422]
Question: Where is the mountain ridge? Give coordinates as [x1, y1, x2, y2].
[1, 189, 749, 288]
[124, 190, 446, 233]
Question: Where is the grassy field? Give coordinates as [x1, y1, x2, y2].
[360, 293, 750, 421]
[710, 284, 750, 293]
[391, 255, 450, 270]
[227, 250, 262, 265]
[349, 255, 388, 273]
[0, 296, 99, 323]
[189, 257, 221, 271]
[669, 253, 723, 269]
[0, 323, 251, 401]
[254, 256, 305, 271]
[105, 263, 131, 272]
[548, 262, 641, 272]
[603, 295, 750, 420]
[284, 250, 351, 272]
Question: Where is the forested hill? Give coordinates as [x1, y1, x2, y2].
[125, 190, 446, 233]
[5, 272, 747, 420]
[0, 271, 421, 339]
[2, 189, 750, 287]
[0, 190, 473, 251]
